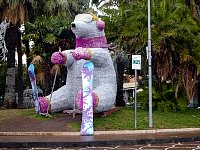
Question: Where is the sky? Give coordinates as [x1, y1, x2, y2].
[15, 52, 27, 65]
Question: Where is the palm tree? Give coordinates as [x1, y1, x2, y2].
[3, 24, 18, 108]
[102, 0, 200, 108]
[150, 0, 200, 102]
[1, 0, 91, 108]
[0, 0, 38, 108]
[0, 0, 56, 108]
[16, 27, 23, 107]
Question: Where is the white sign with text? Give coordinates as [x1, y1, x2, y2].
[132, 55, 141, 70]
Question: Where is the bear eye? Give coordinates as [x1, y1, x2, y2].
[74, 14, 93, 23]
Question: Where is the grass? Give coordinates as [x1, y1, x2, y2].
[0, 107, 200, 131]
[0, 108, 56, 121]
[68, 107, 200, 131]
[0, 108, 33, 121]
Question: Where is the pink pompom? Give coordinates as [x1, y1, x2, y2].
[96, 20, 105, 31]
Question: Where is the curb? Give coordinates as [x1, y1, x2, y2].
[0, 128, 200, 136]
[0, 128, 200, 148]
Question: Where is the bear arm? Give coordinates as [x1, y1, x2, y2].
[90, 48, 110, 67]
[62, 50, 75, 68]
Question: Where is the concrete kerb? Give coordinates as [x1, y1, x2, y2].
[0, 128, 200, 136]
[0, 128, 200, 148]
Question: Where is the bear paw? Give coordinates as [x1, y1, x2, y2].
[71, 47, 92, 60]
[51, 52, 67, 64]
[38, 97, 51, 114]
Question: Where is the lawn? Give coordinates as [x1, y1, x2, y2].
[0, 107, 200, 131]
[68, 107, 200, 130]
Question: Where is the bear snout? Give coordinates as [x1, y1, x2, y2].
[71, 23, 76, 28]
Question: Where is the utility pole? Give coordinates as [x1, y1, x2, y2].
[148, 0, 153, 128]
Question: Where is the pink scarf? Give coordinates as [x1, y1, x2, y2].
[76, 36, 108, 48]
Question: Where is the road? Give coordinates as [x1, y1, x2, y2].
[74, 141, 200, 149]
[2, 141, 199, 150]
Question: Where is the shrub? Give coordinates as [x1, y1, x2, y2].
[137, 82, 189, 112]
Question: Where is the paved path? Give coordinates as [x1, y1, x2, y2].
[0, 112, 82, 132]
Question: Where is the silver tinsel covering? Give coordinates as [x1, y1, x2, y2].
[47, 14, 117, 113]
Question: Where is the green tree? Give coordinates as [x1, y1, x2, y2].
[0, 0, 34, 108]
[24, 0, 90, 95]
[26, 15, 73, 95]
[102, 0, 200, 110]
[101, 0, 148, 106]
[150, 0, 200, 104]
[0, 0, 90, 108]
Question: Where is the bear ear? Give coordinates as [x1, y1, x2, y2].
[96, 19, 105, 31]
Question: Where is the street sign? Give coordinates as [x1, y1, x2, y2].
[132, 55, 141, 70]
[131, 55, 141, 128]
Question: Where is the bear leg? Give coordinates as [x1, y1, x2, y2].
[76, 90, 99, 110]
[93, 84, 116, 113]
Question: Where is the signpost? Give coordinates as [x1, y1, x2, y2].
[132, 55, 141, 128]
[132, 55, 141, 70]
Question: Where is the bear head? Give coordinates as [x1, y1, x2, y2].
[71, 13, 105, 38]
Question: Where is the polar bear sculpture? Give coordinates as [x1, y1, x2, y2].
[40, 13, 117, 114]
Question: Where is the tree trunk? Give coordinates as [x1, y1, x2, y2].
[3, 25, 18, 108]
[44, 58, 51, 95]
[17, 28, 24, 108]
[4, 68, 16, 108]
[115, 54, 126, 106]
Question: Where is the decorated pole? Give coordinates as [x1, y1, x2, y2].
[80, 61, 94, 135]
[28, 63, 40, 114]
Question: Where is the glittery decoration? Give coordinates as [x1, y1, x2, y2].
[74, 14, 93, 22]
[46, 13, 117, 114]
[92, 14, 98, 21]
[28, 64, 50, 114]
[28, 63, 40, 114]
[80, 61, 94, 135]
[38, 97, 49, 113]
[51, 52, 66, 64]
[76, 90, 99, 110]
[71, 47, 92, 60]
[96, 20, 105, 31]
[76, 36, 108, 48]
[87, 48, 92, 60]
